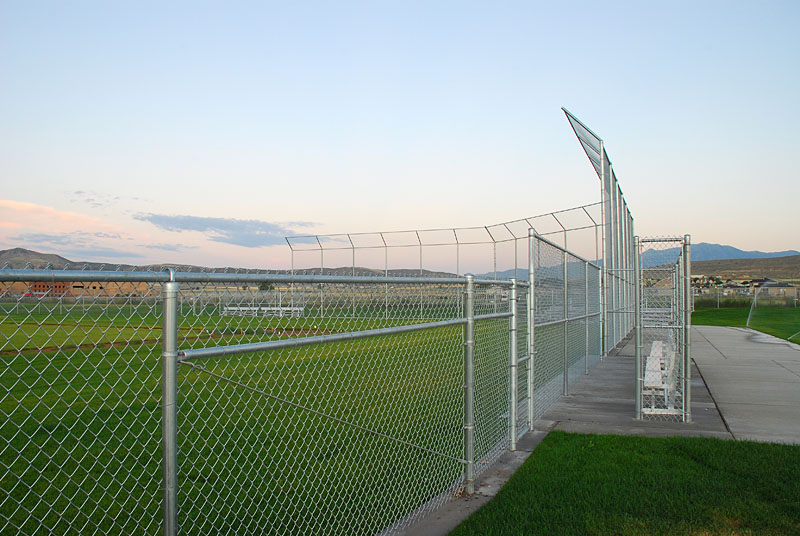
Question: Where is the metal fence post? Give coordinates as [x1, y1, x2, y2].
[634, 237, 642, 420]
[463, 275, 475, 495]
[527, 229, 536, 428]
[673, 266, 679, 326]
[676, 257, 683, 416]
[563, 250, 569, 396]
[509, 278, 518, 450]
[161, 278, 179, 536]
[683, 235, 692, 423]
[584, 261, 589, 375]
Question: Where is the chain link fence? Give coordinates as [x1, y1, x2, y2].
[1, 232, 605, 535]
[172, 274, 490, 535]
[529, 235, 602, 421]
[564, 108, 636, 356]
[634, 236, 692, 422]
[0, 108, 648, 535]
[0, 273, 165, 535]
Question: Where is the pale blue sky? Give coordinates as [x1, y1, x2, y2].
[1, 1, 798, 269]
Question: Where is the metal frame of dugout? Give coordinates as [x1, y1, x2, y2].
[634, 235, 692, 422]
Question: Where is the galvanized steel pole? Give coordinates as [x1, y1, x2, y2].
[600, 140, 607, 359]
[161, 280, 179, 536]
[613, 185, 620, 349]
[634, 237, 642, 420]
[677, 257, 684, 416]
[509, 278, 518, 450]
[620, 205, 626, 337]
[584, 261, 589, 375]
[463, 275, 475, 494]
[563, 250, 569, 396]
[683, 235, 692, 423]
[527, 229, 536, 427]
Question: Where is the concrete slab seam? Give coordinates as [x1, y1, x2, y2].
[690, 358, 735, 440]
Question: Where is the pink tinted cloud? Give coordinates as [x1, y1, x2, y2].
[0, 199, 118, 234]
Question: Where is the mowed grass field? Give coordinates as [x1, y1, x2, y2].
[1, 298, 534, 535]
[693, 306, 800, 341]
[451, 432, 800, 536]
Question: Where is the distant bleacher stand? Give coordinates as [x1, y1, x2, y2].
[221, 306, 304, 318]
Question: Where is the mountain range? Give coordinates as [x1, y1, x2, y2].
[476, 243, 799, 279]
[640, 243, 799, 268]
[1, 243, 798, 280]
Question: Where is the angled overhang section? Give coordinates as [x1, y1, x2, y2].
[562, 107, 606, 179]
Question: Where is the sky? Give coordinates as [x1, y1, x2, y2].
[1, 1, 798, 271]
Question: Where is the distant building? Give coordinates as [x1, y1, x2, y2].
[27, 281, 70, 297]
[755, 278, 796, 297]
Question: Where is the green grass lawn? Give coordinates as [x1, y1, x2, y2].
[693, 306, 800, 341]
[1, 296, 525, 535]
[0, 288, 602, 535]
[450, 431, 800, 536]
[748, 307, 800, 340]
[692, 307, 749, 328]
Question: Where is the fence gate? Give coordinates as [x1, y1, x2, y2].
[634, 236, 692, 422]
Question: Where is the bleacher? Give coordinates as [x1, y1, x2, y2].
[221, 306, 304, 318]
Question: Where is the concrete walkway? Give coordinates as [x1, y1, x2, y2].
[693, 325, 800, 444]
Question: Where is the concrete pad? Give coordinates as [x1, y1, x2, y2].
[712, 403, 800, 444]
[699, 381, 800, 406]
[774, 360, 800, 376]
[691, 364, 797, 384]
[538, 351, 730, 440]
[692, 326, 800, 444]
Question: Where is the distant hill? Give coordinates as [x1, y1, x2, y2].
[0, 248, 457, 278]
[0, 248, 78, 269]
[0, 247, 199, 271]
[691, 255, 800, 280]
[642, 243, 799, 268]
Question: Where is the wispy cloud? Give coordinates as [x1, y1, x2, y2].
[0, 200, 145, 260]
[134, 214, 316, 248]
[0, 199, 105, 228]
[142, 243, 198, 252]
[9, 231, 129, 249]
[60, 247, 146, 259]
[68, 190, 151, 209]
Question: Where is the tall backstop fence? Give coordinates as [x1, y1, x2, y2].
[563, 108, 636, 357]
[634, 236, 692, 422]
[1, 237, 603, 536]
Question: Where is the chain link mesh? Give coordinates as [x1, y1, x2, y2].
[514, 285, 530, 436]
[531, 239, 565, 420]
[587, 266, 602, 367]
[178, 289, 465, 533]
[0, 275, 164, 535]
[2, 248, 603, 535]
[527, 240, 604, 422]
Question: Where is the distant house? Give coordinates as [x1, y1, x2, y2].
[754, 278, 796, 297]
